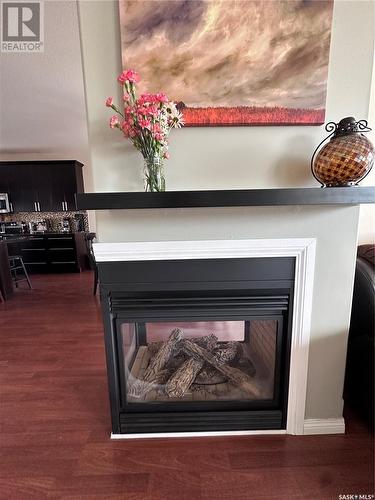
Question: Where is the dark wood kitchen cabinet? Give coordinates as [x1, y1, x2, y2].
[1, 163, 35, 212]
[6, 233, 88, 274]
[50, 162, 84, 211]
[0, 160, 84, 213]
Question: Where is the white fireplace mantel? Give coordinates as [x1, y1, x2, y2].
[94, 238, 315, 264]
[93, 237, 328, 437]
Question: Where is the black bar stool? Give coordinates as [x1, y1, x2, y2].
[8, 255, 33, 290]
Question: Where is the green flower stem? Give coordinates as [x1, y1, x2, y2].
[144, 155, 165, 192]
[111, 105, 124, 118]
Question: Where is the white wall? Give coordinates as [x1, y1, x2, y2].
[0, 0, 94, 226]
[77, 0, 374, 241]
[0, 0, 373, 237]
[78, 0, 374, 196]
[78, 0, 374, 421]
[358, 46, 375, 245]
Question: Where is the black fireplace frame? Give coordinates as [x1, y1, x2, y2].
[98, 257, 295, 434]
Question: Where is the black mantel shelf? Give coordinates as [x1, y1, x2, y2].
[75, 187, 375, 210]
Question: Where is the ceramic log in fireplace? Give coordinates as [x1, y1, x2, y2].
[97, 250, 295, 435]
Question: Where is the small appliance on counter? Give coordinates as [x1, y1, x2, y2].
[0, 193, 11, 213]
[60, 218, 72, 233]
[28, 219, 51, 234]
[0, 221, 28, 235]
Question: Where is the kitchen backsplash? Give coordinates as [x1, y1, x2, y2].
[0, 210, 89, 232]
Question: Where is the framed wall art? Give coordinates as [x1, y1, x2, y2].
[119, 0, 334, 126]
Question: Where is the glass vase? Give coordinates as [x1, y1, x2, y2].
[143, 155, 165, 192]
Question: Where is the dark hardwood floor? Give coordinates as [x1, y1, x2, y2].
[0, 273, 373, 499]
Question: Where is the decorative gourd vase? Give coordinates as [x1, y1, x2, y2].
[311, 117, 374, 187]
[143, 155, 165, 192]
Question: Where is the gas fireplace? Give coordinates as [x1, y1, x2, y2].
[97, 245, 298, 435]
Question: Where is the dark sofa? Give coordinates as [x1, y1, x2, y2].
[344, 245, 375, 425]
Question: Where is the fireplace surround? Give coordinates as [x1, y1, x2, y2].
[95, 238, 316, 437]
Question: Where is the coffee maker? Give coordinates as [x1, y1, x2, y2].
[61, 218, 71, 233]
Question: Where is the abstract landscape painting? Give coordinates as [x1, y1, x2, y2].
[119, 0, 334, 126]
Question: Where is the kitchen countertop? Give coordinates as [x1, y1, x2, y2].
[0, 235, 31, 243]
[0, 232, 93, 242]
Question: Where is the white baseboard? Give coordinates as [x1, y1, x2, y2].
[111, 419, 345, 439]
[303, 418, 345, 435]
[111, 429, 287, 440]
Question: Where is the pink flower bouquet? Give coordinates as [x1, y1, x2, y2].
[106, 69, 184, 192]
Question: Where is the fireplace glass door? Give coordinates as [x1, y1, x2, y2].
[120, 318, 282, 406]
